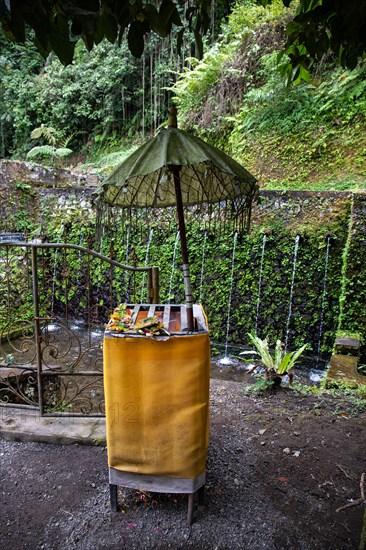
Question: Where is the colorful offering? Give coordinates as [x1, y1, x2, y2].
[106, 304, 170, 337]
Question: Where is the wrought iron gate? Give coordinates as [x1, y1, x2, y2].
[0, 240, 159, 416]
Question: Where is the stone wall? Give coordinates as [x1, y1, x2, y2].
[1, 161, 364, 355]
[338, 193, 366, 339]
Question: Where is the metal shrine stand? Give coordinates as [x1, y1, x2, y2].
[104, 303, 210, 525]
[109, 469, 206, 525]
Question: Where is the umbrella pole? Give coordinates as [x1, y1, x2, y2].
[170, 166, 194, 331]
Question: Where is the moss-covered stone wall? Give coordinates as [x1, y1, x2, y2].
[1, 162, 364, 356]
[337, 193, 366, 340]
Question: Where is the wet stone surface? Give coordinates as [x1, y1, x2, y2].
[1, 378, 365, 549]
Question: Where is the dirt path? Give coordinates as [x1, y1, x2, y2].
[1, 379, 365, 549]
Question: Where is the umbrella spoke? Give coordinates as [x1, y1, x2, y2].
[152, 167, 164, 208]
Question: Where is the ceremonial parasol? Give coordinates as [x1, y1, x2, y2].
[96, 107, 258, 330]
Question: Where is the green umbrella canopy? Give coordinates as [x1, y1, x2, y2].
[97, 126, 258, 209]
[96, 113, 257, 329]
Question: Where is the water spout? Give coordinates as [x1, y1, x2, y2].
[76, 230, 84, 287]
[284, 234, 300, 352]
[124, 226, 131, 302]
[254, 234, 267, 335]
[99, 226, 105, 255]
[125, 226, 130, 266]
[51, 224, 65, 316]
[317, 235, 331, 357]
[224, 232, 238, 358]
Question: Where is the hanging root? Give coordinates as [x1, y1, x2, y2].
[336, 472, 365, 512]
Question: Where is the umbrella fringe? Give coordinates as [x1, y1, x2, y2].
[96, 197, 253, 240]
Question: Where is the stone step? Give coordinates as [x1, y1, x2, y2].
[334, 337, 361, 357]
[326, 354, 366, 386]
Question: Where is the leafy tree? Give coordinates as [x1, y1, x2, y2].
[267, 0, 366, 84]
[0, 30, 189, 157]
[0, 32, 44, 155]
[0, 0, 213, 62]
[173, 0, 292, 129]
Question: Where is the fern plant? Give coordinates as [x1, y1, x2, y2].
[26, 124, 73, 166]
[242, 333, 308, 387]
[30, 124, 58, 145]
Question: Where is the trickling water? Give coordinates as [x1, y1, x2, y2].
[125, 227, 130, 265]
[317, 236, 331, 357]
[76, 230, 84, 286]
[51, 225, 65, 316]
[284, 234, 300, 352]
[78, 230, 84, 254]
[99, 227, 105, 255]
[199, 231, 207, 303]
[212, 345, 326, 385]
[168, 232, 180, 304]
[254, 234, 267, 335]
[123, 227, 131, 302]
[140, 228, 154, 303]
[223, 232, 238, 360]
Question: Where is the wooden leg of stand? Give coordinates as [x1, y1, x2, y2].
[187, 493, 194, 525]
[198, 485, 205, 511]
[110, 483, 118, 512]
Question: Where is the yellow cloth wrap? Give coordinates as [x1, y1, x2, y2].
[103, 333, 210, 479]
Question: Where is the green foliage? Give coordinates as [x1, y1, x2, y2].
[80, 146, 138, 176]
[332, 196, 366, 344]
[243, 377, 275, 394]
[2, 0, 366, 191]
[30, 125, 57, 145]
[171, 46, 227, 126]
[2, 0, 366, 87]
[245, 332, 307, 376]
[0, 34, 187, 159]
[335, 329, 363, 343]
[26, 145, 73, 165]
[0, 181, 363, 361]
[276, 0, 366, 84]
[289, 382, 320, 396]
[173, 0, 292, 130]
[172, 3, 366, 190]
[0, 0, 204, 64]
[27, 123, 75, 165]
[323, 381, 366, 403]
[227, 62, 366, 188]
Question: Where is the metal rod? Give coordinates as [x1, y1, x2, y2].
[187, 493, 194, 525]
[1, 242, 154, 273]
[170, 166, 194, 330]
[147, 268, 153, 303]
[31, 246, 44, 415]
[110, 484, 118, 511]
[40, 371, 103, 377]
[168, 106, 193, 329]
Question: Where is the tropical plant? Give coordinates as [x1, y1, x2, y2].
[26, 124, 73, 166]
[242, 332, 308, 387]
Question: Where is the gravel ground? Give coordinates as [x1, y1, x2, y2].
[1, 379, 366, 550]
